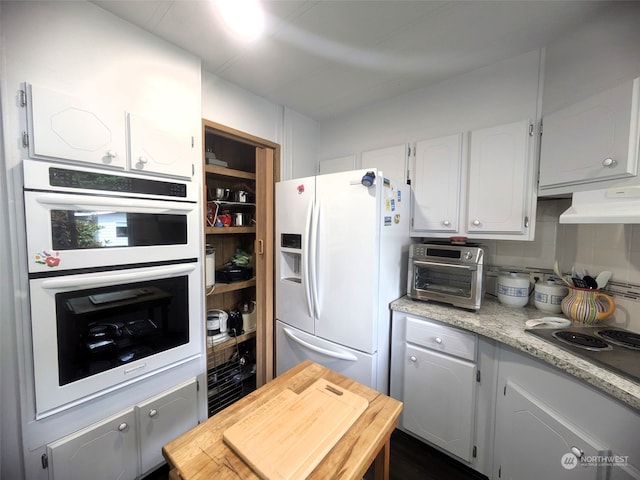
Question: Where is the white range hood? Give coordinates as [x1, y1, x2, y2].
[559, 185, 640, 223]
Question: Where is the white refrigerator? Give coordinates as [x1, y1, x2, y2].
[275, 168, 410, 393]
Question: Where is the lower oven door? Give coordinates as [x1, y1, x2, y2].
[411, 260, 480, 308]
[29, 262, 202, 417]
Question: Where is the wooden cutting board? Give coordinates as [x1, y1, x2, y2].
[223, 379, 369, 480]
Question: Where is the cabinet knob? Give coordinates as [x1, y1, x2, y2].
[472, 219, 481, 227]
[106, 150, 117, 159]
[602, 158, 617, 168]
[434, 337, 442, 344]
[117, 422, 128, 432]
[139, 156, 149, 164]
[409, 355, 417, 363]
[442, 220, 451, 227]
[570, 446, 584, 459]
[148, 409, 158, 418]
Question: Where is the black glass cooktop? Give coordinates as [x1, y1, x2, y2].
[526, 326, 640, 384]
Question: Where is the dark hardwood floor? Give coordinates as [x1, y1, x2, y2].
[372, 429, 488, 480]
[144, 428, 487, 480]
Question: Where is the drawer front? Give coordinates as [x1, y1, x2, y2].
[406, 316, 476, 361]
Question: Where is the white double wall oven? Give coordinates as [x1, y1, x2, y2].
[23, 159, 203, 417]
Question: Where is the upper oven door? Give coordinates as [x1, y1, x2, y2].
[24, 190, 199, 273]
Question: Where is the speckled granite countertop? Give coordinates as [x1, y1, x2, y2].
[391, 296, 640, 411]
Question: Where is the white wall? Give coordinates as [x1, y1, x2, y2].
[318, 48, 542, 161]
[0, 2, 204, 478]
[201, 73, 319, 180]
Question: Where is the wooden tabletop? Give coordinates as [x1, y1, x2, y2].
[163, 360, 403, 480]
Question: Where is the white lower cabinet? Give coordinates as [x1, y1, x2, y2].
[403, 343, 476, 461]
[46, 379, 199, 480]
[390, 313, 497, 476]
[493, 346, 640, 480]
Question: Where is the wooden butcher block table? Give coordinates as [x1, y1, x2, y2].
[162, 360, 403, 480]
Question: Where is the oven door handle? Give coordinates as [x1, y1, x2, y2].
[35, 194, 194, 214]
[40, 264, 196, 289]
[414, 260, 478, 271]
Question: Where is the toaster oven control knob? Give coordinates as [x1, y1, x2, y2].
[434, 337, 442, 344]
[472, 219, 481, 227]
[409, 355, 417, 363]
[117, 422, 128, 432]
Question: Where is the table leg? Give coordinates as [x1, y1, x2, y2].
[373, 437, 391, 480]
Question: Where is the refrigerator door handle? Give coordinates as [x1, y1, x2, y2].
[309, 200, 321, 319]
[303, 200, 315, 319]
[283, 328, 357, 361]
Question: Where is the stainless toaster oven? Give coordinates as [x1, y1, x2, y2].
[408, 243, 485, 310]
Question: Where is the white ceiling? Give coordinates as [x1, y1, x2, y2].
[92, 0, 609, 121]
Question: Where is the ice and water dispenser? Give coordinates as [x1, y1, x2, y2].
[280, 233, 302, 284]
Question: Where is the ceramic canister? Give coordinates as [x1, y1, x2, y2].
[497, 272, 530, 308]
[534, 278, 568, 314]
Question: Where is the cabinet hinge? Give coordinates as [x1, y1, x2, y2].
[41, 453, 48, 469]
[476, 370, 481, 383]
[528, 123, 534, 136]
[540, 121, 543, 136]
[524, 215, 529, 228]
[22, 131, 29, 148]
[192, 164, 195, 176]
[498, 466, 502, 478]
[191, 136, 195, 148]
[472, 445, 477, 458]
[196, 379, 200, 392]
[503, 384, 507, 396]
[20, 89, 27, 107]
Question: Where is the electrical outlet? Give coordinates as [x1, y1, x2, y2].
[529, 271, 544, 284]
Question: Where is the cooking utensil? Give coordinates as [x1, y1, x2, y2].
[553, 261, 572, 286]
[525, 317, 571, 328]
[583, 275, 598, 289]
[572, 277, 588, 288]
[595, 271, 612, 289]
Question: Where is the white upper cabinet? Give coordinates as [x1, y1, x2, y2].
[26, 83, 195, 179]
[27, 83, 126, 169]
[467, 120, 531, 235]
[411, 133, 463, 234]
[361, 143, 409, 184]
[539, 77, 640, 194]
[411, 120, 536, 240]
[128, 113, 193, 178]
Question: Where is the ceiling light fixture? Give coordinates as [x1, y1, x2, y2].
[215, 0, 265, 40]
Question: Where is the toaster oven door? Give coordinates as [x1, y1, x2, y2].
[412, 261, 478, 301]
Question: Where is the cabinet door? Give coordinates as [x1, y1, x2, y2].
[48, 409, 137, 480]
[361, 144, 408, 184]
[402, 343, 476, 462]
[494, 380, 603, 480]
[137, 379, 199, 475]
[411, 133, 463, 234]
[467, 120, 530, 234]
[539, 77, 639, 191]
[27, 83, 126, 168]
[128, 113, 194, 179]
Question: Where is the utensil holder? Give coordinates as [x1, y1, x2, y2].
[561, 286, 616, 324]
